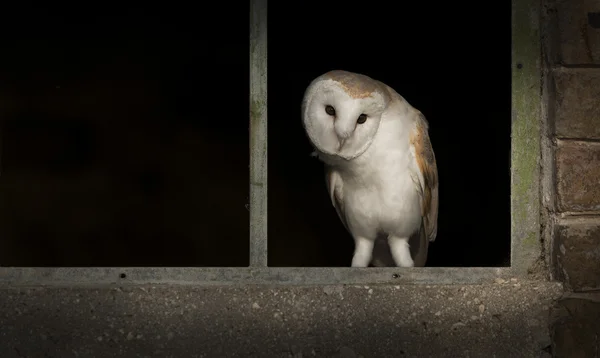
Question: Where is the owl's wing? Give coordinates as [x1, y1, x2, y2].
[325, 166, 349, 232]
[409, 112, 439, 242]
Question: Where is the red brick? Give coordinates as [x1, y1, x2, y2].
[555, 0, 600, 64]
[556, 140, 600, 212]
[553, 68, 600, 140]
[555, 216, 600, 290]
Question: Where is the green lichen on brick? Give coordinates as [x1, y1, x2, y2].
[250, 99, 264, 124]
[250, 99, 266, 150]
[510, 0, 542, 272]
[523, 231, 538, 249]
[249, 0, 267, 161]
[250, 41, 256, 60]
[511, 100, 540, 225]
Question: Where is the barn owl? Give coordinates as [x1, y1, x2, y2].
[301, 70, 439, 267]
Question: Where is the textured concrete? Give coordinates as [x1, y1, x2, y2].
[555, 217, 600, 290]
[554, 0, 600, 64]
[553, 68, 600, 140]
[556, 140, 600, 212]
[0, 281, 562, 358]
[550, 292, 600, 358]
[511, 0, 543, 277]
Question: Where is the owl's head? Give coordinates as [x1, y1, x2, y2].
[302, 70, 391, 161]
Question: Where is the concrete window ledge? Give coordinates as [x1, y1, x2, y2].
[0, 281, 563, 357]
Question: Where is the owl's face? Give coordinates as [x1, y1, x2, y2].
[302, 72, 389, 161]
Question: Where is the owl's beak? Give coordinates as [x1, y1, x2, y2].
[337, 138, 347, 151]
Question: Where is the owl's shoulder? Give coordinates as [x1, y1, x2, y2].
[409, 112, 436, 168]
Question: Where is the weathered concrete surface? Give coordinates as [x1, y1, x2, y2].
[555, 216, 600, 290]
[556, 140, 600, 212]
[554, 0, 600, 64]
[0, 281, 562, 358]
[553, 68, 600, 140]
[550, 292, 600, 358]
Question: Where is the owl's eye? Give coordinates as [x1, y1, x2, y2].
[325, 105, 336, 116]
[357, 114, 367, 124]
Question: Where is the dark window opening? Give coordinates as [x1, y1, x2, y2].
[0, 4, 249, 266]
[268, 0, 511, 267]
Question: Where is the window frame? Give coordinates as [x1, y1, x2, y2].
[0, 0, 541, 286]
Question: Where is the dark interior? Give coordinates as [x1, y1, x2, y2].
[0, 4, 250, 266]
[0, 2, 510, 268]
[267, 0, 512, 267]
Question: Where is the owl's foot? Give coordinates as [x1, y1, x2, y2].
[351, 237, 374, 267]
[388, 236, 414, 267]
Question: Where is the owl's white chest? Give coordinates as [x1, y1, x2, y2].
[339, 122, 422, 239]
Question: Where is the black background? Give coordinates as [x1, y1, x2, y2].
[267, 1, 511, 267]
[0, 1, 510, 267]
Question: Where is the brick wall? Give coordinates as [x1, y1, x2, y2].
[544, 0, 600, 291]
